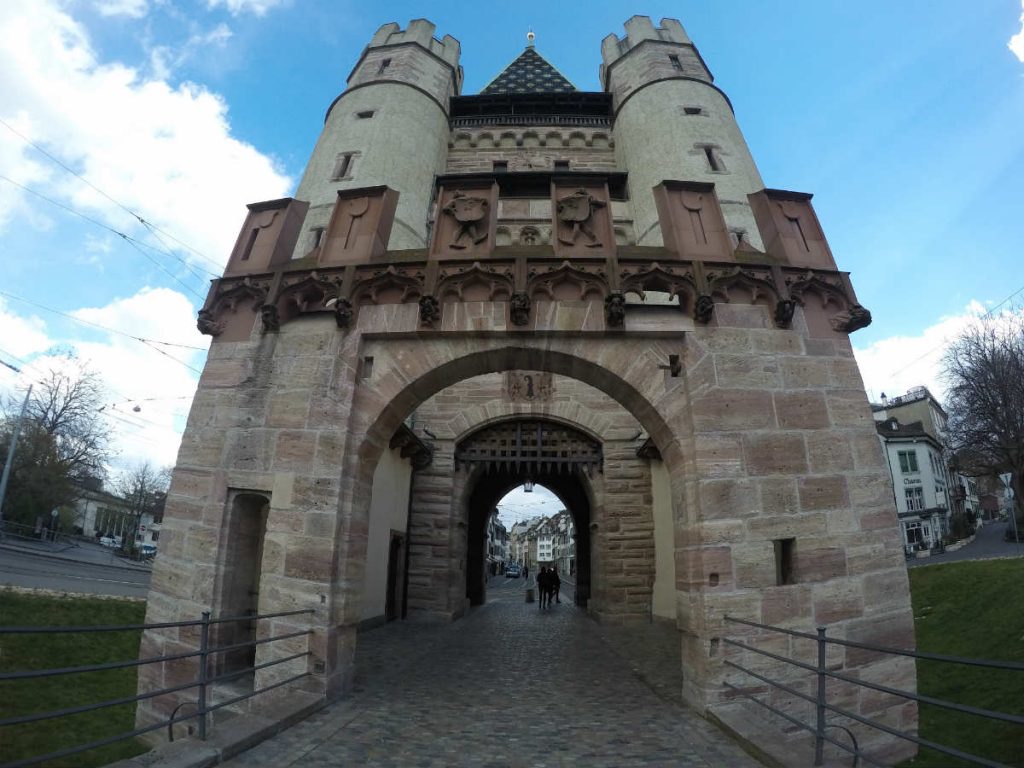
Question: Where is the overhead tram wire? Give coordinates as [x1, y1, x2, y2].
[0, 174, 218, 288]
[884, 281, 1024, 382]
[0, 347, 197, 408]
[0, 176, 214, 300]
[0, 349, 191, 455]
[0, 289, 207, 351]
[0, 292, 206, 376]
[0, 116, 225, 274]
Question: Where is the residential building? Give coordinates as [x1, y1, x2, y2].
[484, 511, 508, 574]
[875, 417, 949, 552]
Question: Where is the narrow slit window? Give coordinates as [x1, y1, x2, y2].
[702, 145, 721, 172]
[361, 356, 374, 380]
[310, 227, 325, 250]
[787, 214, 810, 251]
[669, 54, 683, 71]
[684, 106, 703, 116]
[240, 227, 258, 261]
[492, 160, 508, 172]
[377, 58, 391, 75]
[774, 538, 795, 585]
[554, 159, 570, 169]
[332, 152, 355, 180]
[357, 110, 376, 119]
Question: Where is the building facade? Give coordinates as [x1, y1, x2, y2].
[139, 17, 917, 762]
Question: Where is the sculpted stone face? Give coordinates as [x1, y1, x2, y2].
[556, 188, 605, 247]
[443, 190, 490, 248]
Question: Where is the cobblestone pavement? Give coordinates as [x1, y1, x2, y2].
[223, 578, 760, 767]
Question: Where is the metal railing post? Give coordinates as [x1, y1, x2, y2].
[197, 611, 210, 740]
[815, 626, 827, 766]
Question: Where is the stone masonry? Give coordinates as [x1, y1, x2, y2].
[138, 16, 918, 764]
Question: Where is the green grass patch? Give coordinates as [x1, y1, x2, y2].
[901, 559, 1024, 767]
[0, 590, 149, 768]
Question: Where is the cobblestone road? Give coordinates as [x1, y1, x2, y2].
[223, 577, 760, 767]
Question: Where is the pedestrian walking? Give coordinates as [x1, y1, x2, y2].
[523, 565, 528, 580]
[537, 566, 549, 609]
[551, 565, 561, 604]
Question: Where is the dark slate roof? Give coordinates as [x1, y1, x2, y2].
[875, 418, 931, 440]
[480, 47, 576, 95]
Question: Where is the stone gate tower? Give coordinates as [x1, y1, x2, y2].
[140, 17, 917, 762]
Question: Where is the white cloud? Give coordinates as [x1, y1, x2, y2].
[94, 0, 148, 18]
[852, 300, 1022, 406]
[0, 0, 291, 267]
[0, 298, 52, 359]
[149, 23, 234, 81]
[205, 0, 288, 17]
[1010, 2, 1024, 63]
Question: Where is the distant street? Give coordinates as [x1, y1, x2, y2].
[908, 520, 1024, 568]
[0, 545, 150, 598]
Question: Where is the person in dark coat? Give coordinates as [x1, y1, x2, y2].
[537, 566, 549, 608]
[550, 565, 562, 604]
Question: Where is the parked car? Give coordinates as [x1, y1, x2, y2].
[140, 544, 158, 558]
[505, 564, 521, 578]
[99, 535, 122, 548]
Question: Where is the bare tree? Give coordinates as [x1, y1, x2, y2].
[0, 356, 111, 526]
[115, 461, 171, 555]
[942, 310, 1024, 524]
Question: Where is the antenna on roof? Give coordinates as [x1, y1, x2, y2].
[526, 28, 535, 47]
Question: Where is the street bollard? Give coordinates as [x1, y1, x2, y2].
[525, 587, 535, 603]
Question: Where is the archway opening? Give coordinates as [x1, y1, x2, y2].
[456, 418, 600, 609]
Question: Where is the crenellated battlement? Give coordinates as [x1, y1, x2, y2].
[367, 19, 461, 68]
[600, 16, 690, 68]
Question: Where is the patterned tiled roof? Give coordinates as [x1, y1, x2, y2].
[480, 47, 576, 95]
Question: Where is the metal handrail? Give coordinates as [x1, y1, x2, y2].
[722, 615, 1022, 767]
[0, 607, 312, 634]
[1, 608, 316, 768]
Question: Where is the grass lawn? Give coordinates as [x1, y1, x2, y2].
[0, 590, 150, 768]
[902, 558, 1024, 767]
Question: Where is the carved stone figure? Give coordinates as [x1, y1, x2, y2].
[556, 188, 606, 247]
[334, 298, 354, 329]
[830, 304, 872, 333]
[506, 371, 553, 402]
[260, 303, 280, 333]
[604, 292, 626, 328]
[196, 309, 223, 336]
[419, 294, 441, 326]
[694, 294, 714, 324]
[774, 299, 796, 328]
[442, 190, 489, 249]
[509, 292, 531, 326]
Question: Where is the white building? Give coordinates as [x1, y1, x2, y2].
[875, 416, 949, 551]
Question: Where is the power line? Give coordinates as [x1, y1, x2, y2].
[0, 175, 215, 299]
[0, 116, 225, 274]
[0, 349, 196, 411]
[884, 285, 1024, 382]
[0, 289, 207, 351]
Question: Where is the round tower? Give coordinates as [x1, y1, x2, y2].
[292, 19, 462, 255]
[601, 16, 765, 249]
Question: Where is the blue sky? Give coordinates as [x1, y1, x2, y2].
[1, 0, 1023, 485]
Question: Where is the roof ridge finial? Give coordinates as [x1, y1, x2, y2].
[526, 28, 535, 48]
